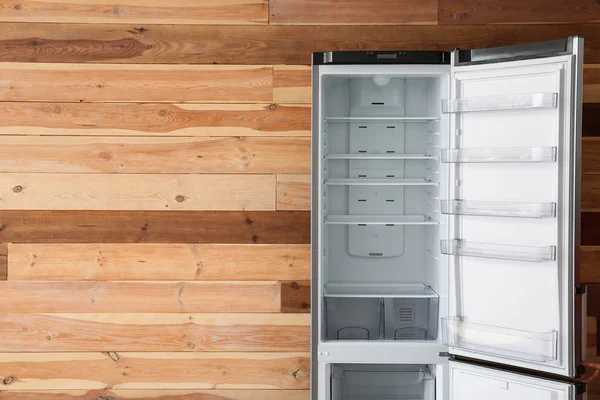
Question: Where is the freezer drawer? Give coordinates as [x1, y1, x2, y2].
[331, 364, 435, 400]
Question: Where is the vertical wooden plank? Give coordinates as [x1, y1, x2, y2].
[281, 281, 310, 313]
[277, 174, 311, 211]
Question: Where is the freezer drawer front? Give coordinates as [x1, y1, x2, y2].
[449, 361, 580, 400]
[444, 37, 584, 377]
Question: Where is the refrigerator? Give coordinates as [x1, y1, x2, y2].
[311, 37, 587, 400]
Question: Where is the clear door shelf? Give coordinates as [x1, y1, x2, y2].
[325, 116, 439, 123]
[326, 178, 439, 186]
[441, 92, 558, 113]
[326, 153, 438, 160]
[325, 215, 438, 226]
[324, 283, 439, 298]
[441, 147, 557, 163]
[442, 317, 558, 362]
[441, 200, 557, 218]
[440, 239, 556, 262]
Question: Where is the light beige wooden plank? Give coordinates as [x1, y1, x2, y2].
[0, 173, 275, 211]
[0, 0, 268, 24]
[0, 352, 310, 390]
[8, 243, 310, 281]
[0, 243, 6, 281]
[277, 174, 310, 211]
[270, 0, 437, 25]
[0, 63, 272, 103]
[273, 66, 310, 104]
[0, 103, 310, 137]
[0, 281, 281, 313]
[0, 136, 310, 174]
[0, 313, 309, 352]
[0, 389, 310, 399]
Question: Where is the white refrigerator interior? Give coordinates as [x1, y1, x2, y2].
[312, 38, 584, 400]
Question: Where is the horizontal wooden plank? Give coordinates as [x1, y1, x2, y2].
[584, 138, 600, 173]
[3, 24, 600, 64]
[582, 246, 600, 283]
[0, 390, 310, 399]
[0, 64, 272, 102]
[0, 211, 311, 244]
[0, 281, 281, 313]
[583, 175, 600, 212]
[277, 174, 311, 211]
[281, 280, 310, 313]
[0, 174, 275, 211]
[0, 352, 310, 390]
[0, 313, 309, 352]
[273, 65, 310, 104]
[584, 103, 600, 137]
[0, 137, 310, 174]
[438, 0, 600, 24]
[583, 212, 600, 246]
[0, 243, 6, 281]
[269, 0, 437, 25]
[0, 0, 267, 24]
[588, 284, 600, 316]
[586, 65, 600, 104]
[8, 243, 310, 281]
[0, 102, 310, 137]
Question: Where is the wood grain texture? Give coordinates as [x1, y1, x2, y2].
[0, 174, 275, 211]
[586, 65, 600, 104]
[0, 390, 310, 399]
[0, 137, 310, 174]
[273, 66, 311, 104]
[0, 211, 311, 244]
[0, 243, 6, 281]
[269, 0, 437, 25]
[277, 175, 311, 211]
[583, 213, 600, 246]
[584, 103, 600, 137]
[0, 64, 272, 102]
[0, 352, 310, 390]
[0, 313, 309, 352]
[281, 281, 310, 314]
[0, 281, 281, 313]
[582, 246, 600, 283]
[438, 0, 600, 24]
[583, 175, 600, 212]
[7, 244, 310, 281]
[0, 0, 267, 25]
[2, 24, 600, 64]
[0, 103, 310, 137]
[584, 138, 600, 173]
[589, 285, 600, 317]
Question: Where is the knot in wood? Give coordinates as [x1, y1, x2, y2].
[3, 376, 13, 385]
[12, 185, 22, 193]
[175, 195, 186, 203]
[268, 103, 277, 111]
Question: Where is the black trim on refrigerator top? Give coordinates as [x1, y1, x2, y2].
[312, 51, 450, 65]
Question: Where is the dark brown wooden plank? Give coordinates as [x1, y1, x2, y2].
[588, 284, 600, 317]
[583, 175, 600, 211]
[439, 0, 600, 24]
[582, 213, 600, 245]
[269, 0, 437, 25]
[0, 243, 6, 281]
[0, 390, 310, 399]
[584, 103, 600, 137]
[2, 23, 600, 64]
[584, 138, 600, 173]
[0, 211, 310, 244]
[582, 246, 600, 283]
[281, 280, 310, 313]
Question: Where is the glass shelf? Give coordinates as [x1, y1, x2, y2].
[441, 200, 557, 218]
[325, 215, 438, 226]
[324, 283, 439, 298]
[326, 153, 438, 160]
[440, 239, 556, 262]
[441, 92, 558, 114]
[441, 147, 557, 163]
[442, 316, 558, 362]
[325, 116, 439, 123]
[326, 178, 438, 186]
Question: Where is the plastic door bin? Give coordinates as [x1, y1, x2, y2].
[331, 364, 431, 400]
[384, 297, 439, 340]
[325, 297, 382, 340]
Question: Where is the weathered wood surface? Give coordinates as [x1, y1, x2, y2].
[280, 281, 311, 314]
[0, 390, 310, 399]
[0, 313, 310, 352]
[0, 243, 6, 281]
[7, 243, 310, 281]
[277, 174, 311, 211]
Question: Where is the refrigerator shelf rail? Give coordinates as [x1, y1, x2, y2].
[325, 153, 438, 161]
[442, 316, 558, 363]
[441, 92, 558, 113]
[440, 147, 557, 163]
[325, 178, 439, 186]
[440, 239, 556, 262]
[440, 200, 557, 218]
[324, 116, 440, 123]
[324, 215, 438, 226]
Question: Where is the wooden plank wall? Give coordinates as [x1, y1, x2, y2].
[0, 1, 598, 398]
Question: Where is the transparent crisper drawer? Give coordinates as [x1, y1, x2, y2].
[325, 296, 382, 340]
[440, 239, 556, 262]
[441, 200, 557, 218]
[442, 317, 558, 362]
[440, 147, 557, 163]
[331, 364, 434, 400]
[441, 92, 558, 113]
[324, 284, 439, 341]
